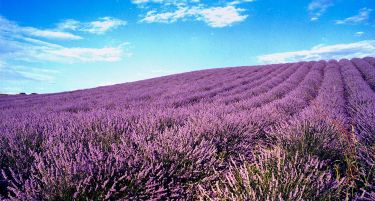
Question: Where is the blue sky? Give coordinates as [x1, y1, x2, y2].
[0, 0, 374, 94]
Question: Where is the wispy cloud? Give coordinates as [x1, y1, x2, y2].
[0, 35, 129, 63]
[197, 6, 248, 28]
[132, 0, 172, 4]
[132, 0, 254, 6]
[23, 27, 83, 40]
[84, 17, 126, 34]
[0, 16, 82, 40]
[229, 0, 255, 6]
[0, 16, 130, 63]
[0, 16, 130, 88]
[132, 0, 199, 5]
[141, 8, 189, 23]
[141, 5, 248, 27]
[308, 0, 334, 21]
[46, 45, 129, 62]
[58, 17, 127, 34]
[258, 40, 375, 63]
[0, 64, 58, 82]
[135, 0, 250, 27]
[355, 31, 364, 37]
[56, 19, 81, 31]
[335, 8, 372, 25]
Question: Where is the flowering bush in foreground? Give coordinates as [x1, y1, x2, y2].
[199, 147, 340, 200]
[199, 119, 375, 201]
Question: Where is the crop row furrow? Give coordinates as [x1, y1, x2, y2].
[363, 57, 375, 67]
[298, 60, 349, 127]
[221, 63, 301, 105]
[233, 62, 311, 112]
[170, 65, 281, 107]
[339, 59, 375, 145]
[351, 58, 375, 91]
[244, 61, 324, 128]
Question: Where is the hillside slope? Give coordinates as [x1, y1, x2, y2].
[0, 57, 374, 200]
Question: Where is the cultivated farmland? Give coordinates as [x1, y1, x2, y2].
[0, 58, 374, 200]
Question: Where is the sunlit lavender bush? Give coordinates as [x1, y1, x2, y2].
[0, 57, 374, 200]
[199, 146, 341, 200]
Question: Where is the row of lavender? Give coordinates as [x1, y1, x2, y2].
[0, 58, 374, 200]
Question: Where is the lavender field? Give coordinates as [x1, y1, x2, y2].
[0, 57, 374, 200]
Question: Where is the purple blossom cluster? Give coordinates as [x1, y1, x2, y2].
[0, 57, 374, 200]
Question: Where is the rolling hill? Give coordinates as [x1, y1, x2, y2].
[0, 57, 374, 200]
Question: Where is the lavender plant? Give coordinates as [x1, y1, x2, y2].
[0, 57, 374, 200]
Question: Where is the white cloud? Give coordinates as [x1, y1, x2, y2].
[258, 40, 375, 63]
[141, 8, 189, 23]
[132, 0, 162, 3]
[355, 31, 364, 37]
[0, 16, 131, 88]
[0, 16, 82, 40]
[0, 61, 58, 83]
[132, 0, 253, 6]
[132, 0, 256, 5]
[56, 19, 80, 31]
[12, 66, 58, 82]
[136, 0, 251, 27]
[23, 27, 82, 40]
[141, 5, 247, 27]
[308, 0, 334, 21]
[57, 17, 126, 34]
[229, 0, 255, 5]
[196, 6, 248, 27]
[335, 8, 372, 25]
[132, 0, 149, 4]
[0, 16, 130, 63]
[0, 35, 129, 63]
[82, 17, 127, 34]
[46, 46, 126, 62]
[132, 0, 199, 5]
